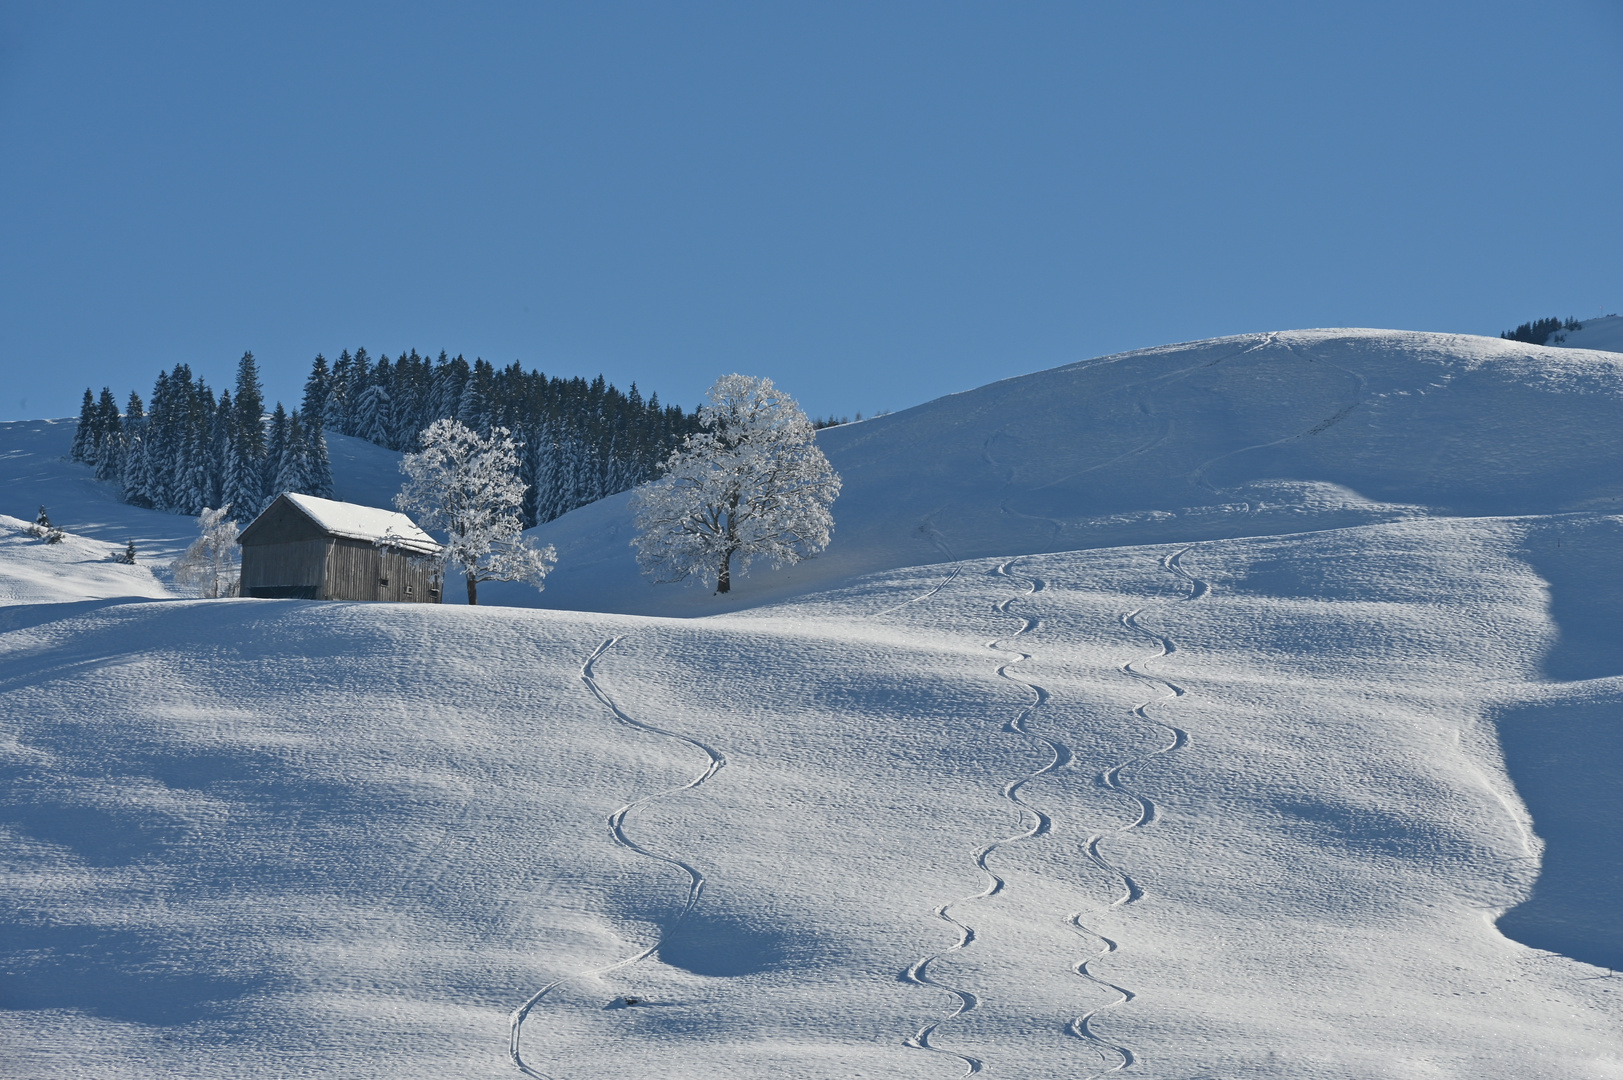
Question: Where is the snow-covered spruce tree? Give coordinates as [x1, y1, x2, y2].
[224, 352, 267, 519]
[305, 417, 335, 498]
[352, 383, 392, 446]
[71, 389, 96, 462]
[171, 505, 241, 598]
[30, 505, 63, 543]
[396, 419, 557, 605]
[631, 374, 841, 594]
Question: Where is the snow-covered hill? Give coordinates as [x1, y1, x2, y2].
[4, 329, 1623, 1078]
[1550, 312, 1623, 355]
[0, 515, 170, 605]
[515, 328, 1623, 614]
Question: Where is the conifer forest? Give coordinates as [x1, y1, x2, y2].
[72, 349, 699, 526]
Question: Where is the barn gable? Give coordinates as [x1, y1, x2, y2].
[237, 497, 330, 546]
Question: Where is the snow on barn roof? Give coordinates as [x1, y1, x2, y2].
[279, 493, 441, 555]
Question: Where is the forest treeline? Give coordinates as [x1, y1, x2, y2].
[74, 349, 699, 526]
[1501, 316, 1583, 346]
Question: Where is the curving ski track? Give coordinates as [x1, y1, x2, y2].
[508, 636, 727, 1079]
[871, 533, 962, 620]
[1068, 546, 1206, 1076]
[1188, 335, 1368, 506]
[901, 556, 1072, 1075]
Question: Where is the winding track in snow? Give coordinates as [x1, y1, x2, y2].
[1068, 546, 1207, 1076]
[900, 556, 1073, 1076]
[508, 636, 728, 1080]
[1187, 336, 1369, 508]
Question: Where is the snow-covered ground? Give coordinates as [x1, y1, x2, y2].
[0, 515, 170, 605]
[511, 328, 1623, 614]
[1551, 313, 1623, 355]
[3, 329, 1622, 1078]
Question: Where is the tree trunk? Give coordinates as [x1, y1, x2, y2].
[717, 498, 739, 595]
[466, 573, 478, 605]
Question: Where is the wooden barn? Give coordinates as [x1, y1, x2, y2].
[239, 493, 443, 602]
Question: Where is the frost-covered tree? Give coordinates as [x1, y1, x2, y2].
[396, 419, 557, 605]
[171, 505, 241, 598]
[631, 374, 841, 594]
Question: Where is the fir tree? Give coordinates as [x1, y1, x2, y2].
[92, 388, 123, 481]
[353, 384, 392, 446]
[71, 389, 96, 462]
[273, 411, 312, 497]
[227, 353, 267, 518]
[302, 354, 330, 420]
[209, 389, 234, 510]
[265, 403, 289, 497]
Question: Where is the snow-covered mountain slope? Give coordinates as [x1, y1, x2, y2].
[1550, 313, 1623, 355]
[0, 421, 406, 552]
[0, 419, 200, 575]
[514, 328, 1623, 615]
[0, 421, 410, 591]
[5, 328, 1623, 1078]
[3, 521, 1621, 1079]
[0, 515, 170, 605]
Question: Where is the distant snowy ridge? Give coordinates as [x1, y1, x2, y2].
[1549, 312, 1623, 355]
[519, 328, 1623, 614]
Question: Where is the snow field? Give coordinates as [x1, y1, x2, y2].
[7, 329, 1623, 1077]
[522, 329, 1623, 616]
[0, 514, 170, 605]
[6, 515, 1621, 1077]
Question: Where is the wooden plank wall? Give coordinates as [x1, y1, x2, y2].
[322, 539, 440, 603]
[241, 539, 327, 592]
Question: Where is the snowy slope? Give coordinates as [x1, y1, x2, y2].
[0, 421, 408, 574]
[0, 420, 200, 575]
[513, 329, 1623, 614]
[0, 515, 170, 605]
[1550, 313, 1623, 355]
[4, 328, 1623, 1078]
[2, 524, 1620, 1078]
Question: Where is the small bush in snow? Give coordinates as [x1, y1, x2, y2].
[172, 506, 241, 598]
[26, 505, 65, 544]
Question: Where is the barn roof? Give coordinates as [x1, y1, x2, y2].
[268, 493, 441, 555]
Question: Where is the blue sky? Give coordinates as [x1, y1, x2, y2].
[2, 1, 1620, 423]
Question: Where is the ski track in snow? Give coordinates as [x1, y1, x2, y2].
[508, 636, 727, 1080]
[512, 540, 966, 1077]
[901, 556, 1074, 1076]
[870, 532, 961, 619]
[1068, 546, 1206, 1076]
[984, 335, 1278, 501]
[1187, 336, 1369, 509]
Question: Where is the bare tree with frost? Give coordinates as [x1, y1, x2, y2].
[396, 418, 557, 605]
[632, 374, 841, 594]
[171, 505, 241, 598]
